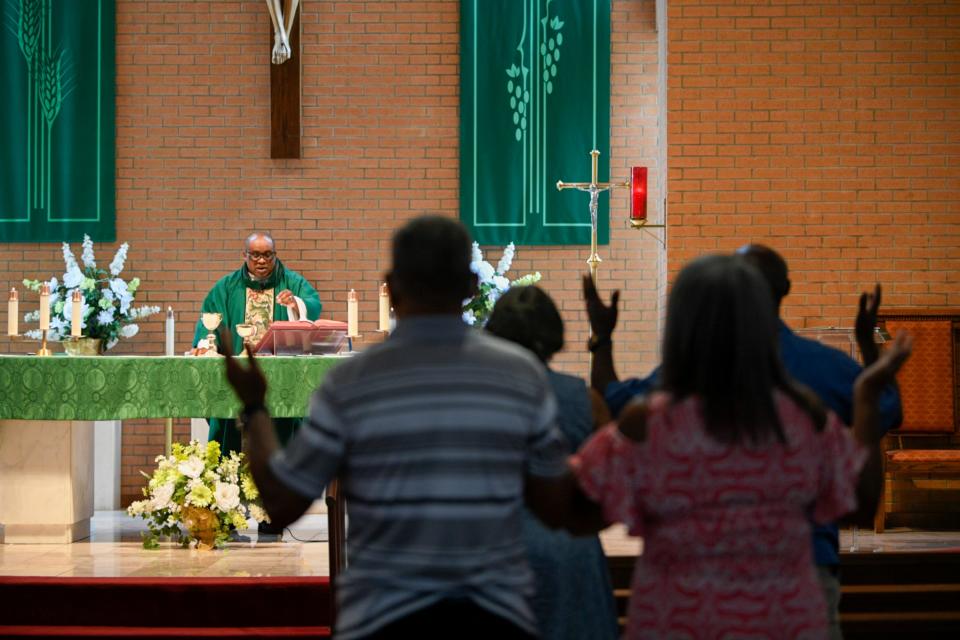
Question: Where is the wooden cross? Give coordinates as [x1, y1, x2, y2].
[556, 150, 629, 283]
[269, 4, 301, 158]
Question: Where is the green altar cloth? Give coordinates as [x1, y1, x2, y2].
[0, 355, 344, 421]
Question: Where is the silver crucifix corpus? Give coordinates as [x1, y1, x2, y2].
[556, 150, 629, 284]
[266, 0, 301, 65]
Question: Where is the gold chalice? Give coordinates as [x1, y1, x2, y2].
[236, 323, 255, 356]
[201, 312, 222, 354]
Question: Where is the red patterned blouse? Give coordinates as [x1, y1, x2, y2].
[572, 391, 866, 639]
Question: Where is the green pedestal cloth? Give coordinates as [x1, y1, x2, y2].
[0, 355, 343, 421]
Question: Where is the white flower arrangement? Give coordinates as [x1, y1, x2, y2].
[21, 235, 161, 349]
[127, 440, 268, 549]
[462, 242, 541, 327]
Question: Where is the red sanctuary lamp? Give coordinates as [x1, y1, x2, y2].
[629, 166, 648, 228]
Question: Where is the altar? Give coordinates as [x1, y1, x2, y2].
[0, 354, 343, 544]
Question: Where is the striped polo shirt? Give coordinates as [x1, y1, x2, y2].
[269, 315, 567, 639]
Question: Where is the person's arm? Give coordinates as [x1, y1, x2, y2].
[855, 284, 882, 367]
[525, 472, 607, 535]
[222, 331, 313, 528]
[843, 332, 913, 526]
[852, 282, 903, 433]
[582, 274, 621, 393]
[588, 388, 611, 429]
[526, 397, 655, 535]
[290, 273, 323, 320]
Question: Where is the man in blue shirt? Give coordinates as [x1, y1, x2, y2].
[585, 244, 901, 639]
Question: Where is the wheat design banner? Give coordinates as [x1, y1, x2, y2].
[460, 0, 610, 246]
[1, 0, 115, 243]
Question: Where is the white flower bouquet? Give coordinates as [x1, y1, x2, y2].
[127, 440, 268, 549]
[462, 242, 541, 327]
[21, 234, 161, 349]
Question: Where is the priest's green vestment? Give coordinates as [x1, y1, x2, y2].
[192, 261, 322, 454]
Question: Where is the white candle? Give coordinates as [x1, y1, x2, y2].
[378, 283, 390, 332]
[71, 290, 82, 337]
[39, 284, 50, 332]
[347, 289, 359, 337]
[165, 307, 175, 356]
[7, 288, 18, 336]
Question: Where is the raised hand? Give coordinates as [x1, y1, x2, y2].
[856, 330, 912, 398]
[221, 328, 267, 408]
[855, 284, 882, 366]
[582, 274, 620, 339]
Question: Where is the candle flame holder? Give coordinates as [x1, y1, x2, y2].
[36, 329, 53, 357]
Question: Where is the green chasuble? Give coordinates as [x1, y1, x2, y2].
[192, 260, 322, 454]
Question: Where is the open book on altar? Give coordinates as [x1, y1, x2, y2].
[252, 319, 349, 355]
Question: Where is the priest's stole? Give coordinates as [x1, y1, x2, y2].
[460, 0, 611, 246]
[0, 0, 115, 242]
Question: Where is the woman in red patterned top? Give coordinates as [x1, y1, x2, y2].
[568, 255, 912, 639]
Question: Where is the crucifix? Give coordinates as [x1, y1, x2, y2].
[556, 149, 629, 283]
[266, 0, 302, 159]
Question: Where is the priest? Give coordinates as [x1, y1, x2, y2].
[192, 231, 321, 456]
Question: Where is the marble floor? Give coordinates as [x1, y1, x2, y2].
[0, 511, 332, 578]
[1, 512, 956, 578]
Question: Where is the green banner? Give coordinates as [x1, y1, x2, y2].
[461, 0, 610, 246]
[1, 0, 115, 243]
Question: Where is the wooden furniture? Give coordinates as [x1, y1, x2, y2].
[325, 478, 347, 628]
[874, 309, 960, 533]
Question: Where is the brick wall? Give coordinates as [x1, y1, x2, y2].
[667, 0, 960, 526]
[667, 0, 960, 323]
[0, 1, 662, 506]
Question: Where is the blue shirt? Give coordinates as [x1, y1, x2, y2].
[604, 321, 902, 567]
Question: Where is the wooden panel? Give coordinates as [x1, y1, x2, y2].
[884, 318, 956, 433]
[270, 11, 301, 159]
[887, 450, 960, 475]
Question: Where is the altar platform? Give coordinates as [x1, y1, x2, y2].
[0, 512, 957, 578]
[0, 511, 641, 578]
[1, 514, 959, 638]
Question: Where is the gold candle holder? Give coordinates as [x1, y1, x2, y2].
[37, 329, 53, 357]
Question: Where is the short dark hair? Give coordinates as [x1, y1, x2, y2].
[486, 285, 564, 362]
[736, 244, 790, 304]
[660, 254, 823, 445]
[390, 216, 475, 306]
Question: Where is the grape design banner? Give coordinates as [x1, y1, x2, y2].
[460, 0, 611, 246]
[1, 0, 115, 243]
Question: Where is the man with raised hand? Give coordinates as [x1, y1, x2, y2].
[223, 216, 570, 639]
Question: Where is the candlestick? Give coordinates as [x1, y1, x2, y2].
[7, 288, 18, 336]
[37, 329, 52, 356]
[378, 283, 390, 332]
[165, 307, 175, 356]
[71, 290, 82, 337]
[39, 283, 50, 332]
[347, 289, 359, 338]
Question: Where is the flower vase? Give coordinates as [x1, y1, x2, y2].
[182, 506, 218, 550]
[62, 337, 105, 356]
